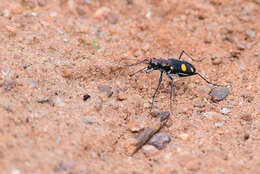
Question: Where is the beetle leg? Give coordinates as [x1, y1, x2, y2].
[178, 50, 185, 60]
[179, 50, 204, 62]
[150, 71, 163, 112]
[170, 77, 174, 115]
[195, 72, 223, 86]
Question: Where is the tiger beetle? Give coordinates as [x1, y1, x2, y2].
[124, 50, 222, 114]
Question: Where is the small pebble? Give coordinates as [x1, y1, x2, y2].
[126, 0, 133, 5]
[2, 9, 10, 17]
[179, 133, 190, 141]
[94, 97, 103, 112]
[12, 169, 20, 174]
[38, 0, 46, 6]
[94, 7, 111, 20]
[141, 43, 150, 52]
[204, 112, 222, 120]
[211, 57, 222, 65]
[116, 93, 127, 101]
[53, 161, 74, 172]
[22, 1, 36, 9]
[204, 35, 212, 44]
[97, 84, 113, 97]
[83, 117, 97, 124]
[35, 49, 41, 55]
[63, 38, 69, 42]
[222, 34, 236, 42]
[236, 42, 246, 50]
[220, 107, 231, 114]
[76, 6, 86, 15]
[214, 122, 224, 127]
[129, 122, 145, 133]
[3, 79, 16, 91]
[244, 133, 250, 141]
[83, 94, 91, 101]
[1, 102, 13, 113]
[28, 12, 37, 17]
[193, 99, 206, 108]
[90, 151, 98, 158]
[22, 64, 30, 70]
[241, 94, 254, 103]
[49, 12, 57, 17]
[230, 50, 240, 58]
[245, 29, 256, 39]
[108, 14, 118, 24]
[148, 132, 171, 150]
[55, 97, 65, 107]
[210, 87, 229, 102]
[145, 11, 151, 18]
[142, 145, 159, 156]
[37, 98, 55, 107]
[240, 114, 252, 122]
[6, 26, 16, 33]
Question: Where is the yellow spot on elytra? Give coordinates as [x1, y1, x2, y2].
[190, 67, 194, 72]
[170, 66, 174, 70]
[181, 64, 187, 72]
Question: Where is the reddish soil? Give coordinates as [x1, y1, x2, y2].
[0, 0, 259, 173]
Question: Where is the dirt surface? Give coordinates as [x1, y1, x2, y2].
[0, 0, 260, 173]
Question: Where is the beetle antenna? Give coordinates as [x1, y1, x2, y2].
[129, 67, 147, 77]
[195, 72, 223, 86]
[128, 60, 148, 67]
[119, 58, 149, 67]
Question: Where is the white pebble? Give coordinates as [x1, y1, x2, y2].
[11, 169, 20, 174]
[215, 122, 224, 127]
[56, 97, 65, 107]
[220, 108, 231, 114]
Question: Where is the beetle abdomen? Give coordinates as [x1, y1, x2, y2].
[167, 59, 196, 75]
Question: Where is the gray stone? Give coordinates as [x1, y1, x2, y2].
[83, 116, 97, 124]
[98, 84, 113, 97]
[148, 132, 171, 150]
[210, 87, 229, 102]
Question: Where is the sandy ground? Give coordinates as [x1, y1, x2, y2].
[0, 0, 260, 173]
